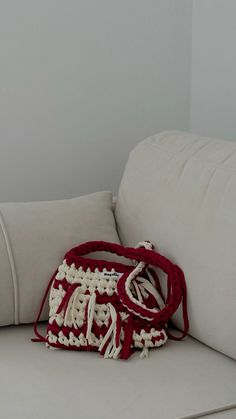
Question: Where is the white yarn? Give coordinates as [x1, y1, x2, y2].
[63, 287, 83, 328]
[137, 277, 165, 310]
[124, 261, 161, 319]
[98, 303, 120, 359]
[86, 293, 96, 343]
[145, 270, 165, 309]
[133, 279, 143, 303]
[140, 346, 149, 359]
[135, 241, 153, 250]
[146, 269, 156, 287]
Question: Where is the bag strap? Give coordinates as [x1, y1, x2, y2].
[166, 265, 189, 340]
[31, 270, 57, 343]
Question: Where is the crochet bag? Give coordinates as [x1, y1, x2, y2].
[33, 240, 189, 359]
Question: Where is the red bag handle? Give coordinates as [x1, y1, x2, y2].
[66, 241, 189, 338]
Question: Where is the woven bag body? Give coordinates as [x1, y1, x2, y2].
[33, 241, 188, 359]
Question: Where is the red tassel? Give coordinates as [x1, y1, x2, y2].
[120, 317, 133, 360]
[115, 311, 122, 348]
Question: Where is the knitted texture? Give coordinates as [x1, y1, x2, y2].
[33, 241, 189, 359]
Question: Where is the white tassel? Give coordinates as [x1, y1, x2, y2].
[140, 346, 149, 359]
[64, 289, 80, 327]
[112, 345, 122, 360]
[99, 303, 121, 359]
[86, 293, 96, 343]
[104, 340, 114, 359]
[71, 289, 81, 328]
[63, 294, 73, 326]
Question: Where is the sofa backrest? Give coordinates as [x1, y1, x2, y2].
[115, 130, 236, 359]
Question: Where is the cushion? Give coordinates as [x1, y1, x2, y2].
[115, 131, 236, 360]
[0, 324, 235, 419]
[0, 191, 120, 326]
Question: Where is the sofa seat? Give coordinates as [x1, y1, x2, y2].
[0, 324, 235, 419]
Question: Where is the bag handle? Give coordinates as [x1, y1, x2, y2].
[65, 240, 152, 264]
[66, 241, 188, 337]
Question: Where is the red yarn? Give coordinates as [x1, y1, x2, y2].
[120, 316, 134, 360]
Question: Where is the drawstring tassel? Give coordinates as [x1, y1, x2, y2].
[120, 316, 134, 360]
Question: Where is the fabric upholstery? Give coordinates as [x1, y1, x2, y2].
[199, 409, 236, 419]
[0, 191, 119, 326]
[115, 131, 236, 359]
[0, 324, 235, 419]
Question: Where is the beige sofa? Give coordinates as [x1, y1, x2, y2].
[0, 131, 235, 419]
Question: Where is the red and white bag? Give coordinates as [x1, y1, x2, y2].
[33, 241, 189, 359]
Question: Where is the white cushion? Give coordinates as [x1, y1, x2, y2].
[115, 131, 236, 359]
[0, 191, 119, 326]
[0, 324, 235, 419]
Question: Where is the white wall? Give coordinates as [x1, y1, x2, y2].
[0, 0, 192, 202]
[190, 0, 236, 140]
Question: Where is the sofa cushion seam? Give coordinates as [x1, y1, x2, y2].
[0, 210, 19, 325]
